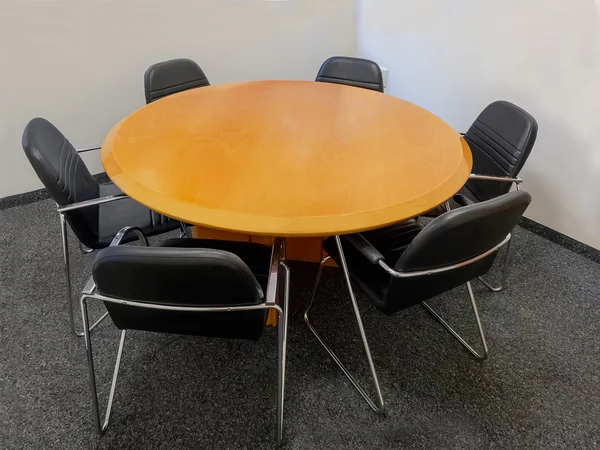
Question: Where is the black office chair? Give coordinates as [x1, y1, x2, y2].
[80, 229, 289, 444]
[315, 56, 384, 92]
[305, 191, 532, 412]
[144, 58, 210, 104]
[429, 101, 538, 291]
[21, 118, 181, 336]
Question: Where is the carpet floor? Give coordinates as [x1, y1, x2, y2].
[1, 199, 599, 449]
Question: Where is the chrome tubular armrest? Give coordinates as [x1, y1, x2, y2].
[85, 293, 278, 313]
[469, 174, 523, 185]
[265, 238, 284, 305]
[57, 193, 129, 213]
[378, 233, 512, 278]
[76, 146, 102, 154]
[109, 226, 149, 247]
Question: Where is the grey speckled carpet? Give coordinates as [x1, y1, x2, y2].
[1, 199, 599, 450]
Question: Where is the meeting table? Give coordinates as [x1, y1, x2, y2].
[101, 79, 472, 336]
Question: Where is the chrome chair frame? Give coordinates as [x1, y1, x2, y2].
[58, 192, 130, 337]
[59, 147, 188, 337]
[455, 125, 526, 292]
[80, 229, 290, 445]
[447, 173, 523, 292]
[305, 232, 511, 413]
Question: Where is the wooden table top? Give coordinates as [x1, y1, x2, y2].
[102, 80, 472, 237]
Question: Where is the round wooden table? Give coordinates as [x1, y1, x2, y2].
[102, 80, 472, 328]
[102, 80, 472, 236]
[102, 80, 472, 412]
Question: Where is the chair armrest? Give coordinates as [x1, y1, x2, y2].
[469, 174, 523, 184]
[379, 233, 512, 278]
[76, 146, 101, 154]
[109, 226, 149, 247]
[57, 193, 128, 213]
[345, 234, 384, 265]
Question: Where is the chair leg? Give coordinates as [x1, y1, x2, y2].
[276, 261, 291, 446]
[478, 235, 513, 292]
[79, 241, 95, 254]
[304, 237, 386, 414]
[422, 281, 489, 360]
[60, 213, 78, 336]
[60, 213, 109, 337]
[81, 296, 127, 434]
[179, 222, 192, 238]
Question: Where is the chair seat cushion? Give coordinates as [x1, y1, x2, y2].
[422, 185, 480, 218]
[160, 238, 272, 292]
[96, 183, 180, 247]
[453, 185, 479, 207]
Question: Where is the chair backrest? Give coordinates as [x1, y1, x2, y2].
[384, 191, 531, 313]
[22, 118, 100, 247]
[93, 246, 268, 340]
[144, 58, 210, 104]
[315, 56, 384, 92]
[464, 101, 538, 202]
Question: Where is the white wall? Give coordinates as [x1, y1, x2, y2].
[0, 0, 356, 197]
[5, 0, 599, 248]
[358, 0, 600, 249]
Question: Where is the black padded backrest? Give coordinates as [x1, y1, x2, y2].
[315, 56, 384, 92]
[22, 118, 99, 247]
[144, 58, 210, 104]
[382, 191, 531, 314]
[397, 191, 531, 272]
[465, 101, 538, 202]
[93, 246, 267, 340]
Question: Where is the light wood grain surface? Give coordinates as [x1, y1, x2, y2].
[102, 80, 472, 236]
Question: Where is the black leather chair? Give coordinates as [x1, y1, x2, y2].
[80, 229, 289, 444]
[456, 101, 538, 205]
[144, 58, 210, 104]
[315, 56, 384, 92]
[430, 101, 538, 291]
[21, 118, 181, 336]
[305, 191, 531, 412]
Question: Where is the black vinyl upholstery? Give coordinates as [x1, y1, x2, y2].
[463, 101, 538, 202]
[96, 184, 178, 247]
[93, 238, 272, 340]
[315, 56, 384, 92]
[22, 118, 179, 249]
[452, 185, 479, 207]
[324, 191, 531, 315]
[144, 58, 210, 104]
[22, 118, 100, 246]
[361, 219, 422, 263]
